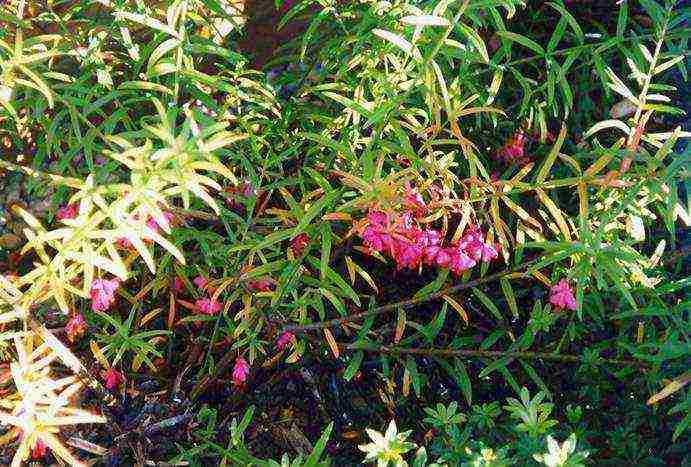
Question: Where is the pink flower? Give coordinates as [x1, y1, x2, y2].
[146, 211, 175, 233]
[56, 203, 78, 221]
[31, 439, 47, 460]
[65, 313, 86, 342]
[116, 237, 132, 249]
[90, 278, 119, 312]
[362, 225, 389, 252]
[496, 130, 529, 166]
[196, 298, 222, 315]
[241, 181, 256, 198]
[104, 367, 124, 390]
[291, 233, 310, 256]
[417, 229, 443, 265]
[232, 356, 249, 385]
[404, 183, 428, 217]
[479, 242, 499, 262]
[276, 331, 294, 350]
[434, 248, 453, 268]
[172, 276, 184, 293]
[367, 210, 389, 227]
[549, 279, 577, 311]
[247, 277, 275, 292]
[393, 239, 423, 269]
[449, 249, 476, 275]
[362, 211, 392, 253]
[193, 275, 209, 290]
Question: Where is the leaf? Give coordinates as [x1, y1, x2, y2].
[536, 188, 572, 241]
[442, 295, 469, 325]
[114, 11, 178, 37]
[372, 29, 422, 61]
[458, 23, 489, 63]
[308, 257, 361, 306]
[617, 1, 628, 37]
[118, 81, 174, 96]
[472, 288, 504, 323]
[479, 356, 514, 379]
[584, 119, 631, 138]
[343, 351, 364, 381]
[305, 422, 333, 465]
[535, 126, 566, 183]
[647, 371, 691, 405]
[401, 15, 450, 27]
[147, 38, 180, 74]
[547, 3, 583, 43]
[497, 31, 544, 55]
[321, 91, 372, 118]
[323, 328, 339, 358]
[519, 361, 551, 399]
[639, 0, 665, 25]
[500, 279, 519, 319]
[301, 132, 354, 158]
[321, 225, 332, 280]
[436, 358, 472, 406]
[405, 355, 422, 397]
[394, 307, 406, 343]
[654, 55, 685, 75]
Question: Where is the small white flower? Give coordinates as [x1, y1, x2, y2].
[359, 420, 416, 466]
[533, 434, 589, 467]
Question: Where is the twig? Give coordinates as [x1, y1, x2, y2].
[281, 256, 542, 334]
[339, 342, 650, 368]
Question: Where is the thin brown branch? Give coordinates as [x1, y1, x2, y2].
[282, 255, 543, 334]
[339, 342, 650, 368]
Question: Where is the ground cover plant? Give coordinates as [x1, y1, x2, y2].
[0, 0, 689, 465]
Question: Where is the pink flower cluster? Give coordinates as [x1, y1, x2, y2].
[90, 278, 119, 312]
[549, 279, 577, 311]
[360, 210, 498, 274]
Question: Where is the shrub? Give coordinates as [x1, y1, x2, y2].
[0, 0, 688, 465]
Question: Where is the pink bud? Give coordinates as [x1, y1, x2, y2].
[65, 313, 86, 343]
[195, 298, 222, 315]
[276, 331, 294, 351]
[90, 278, 120, 312]
[193, 275, 209, 290]
[56, 203, 78, 221]
[172, 276, 184, 293]
[247, 277, 275, 292]
[404, 183, 428, 217]
[146, 211, 175, 233]
[232, 356, 250, 385]
[31, 439, 47, 460]
[104, 367, 125, 390]
[291, 233, 310, 257]
[116, 237, 132, 249]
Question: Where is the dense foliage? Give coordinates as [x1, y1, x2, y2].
[0, 0, 689, 465]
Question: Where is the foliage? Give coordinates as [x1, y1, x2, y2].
[0, 0, 688, 464]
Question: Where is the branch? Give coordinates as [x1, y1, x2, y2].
[339, 342, 650, 369]
[282, 255, 543, 334]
